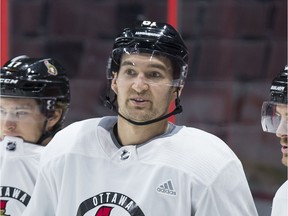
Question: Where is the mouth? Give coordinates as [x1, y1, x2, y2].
[281, 145, 288, 154]
[3, 132, 17, 136]
[3, 132, 21, 138]
[130, 97, 150, 106]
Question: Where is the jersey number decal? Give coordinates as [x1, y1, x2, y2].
[142, 21, 157, 27]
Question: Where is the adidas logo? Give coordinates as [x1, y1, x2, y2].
[156, 180, 176, 196]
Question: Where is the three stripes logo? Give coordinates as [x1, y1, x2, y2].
[156, 180, 176, 196]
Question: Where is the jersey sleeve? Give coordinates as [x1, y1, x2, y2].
[22, 158, 62, 215]
[194, 159, 258, 216]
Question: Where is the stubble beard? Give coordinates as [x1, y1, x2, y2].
[120, 101, 160, 122]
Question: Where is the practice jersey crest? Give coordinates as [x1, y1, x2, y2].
[76, 191, 145, 216]
[0, 186, 31, 215]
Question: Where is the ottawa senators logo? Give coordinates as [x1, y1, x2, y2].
[44, 60, 58, 75]
[0, 186, 31, 215]
[76, 192, 145, 216]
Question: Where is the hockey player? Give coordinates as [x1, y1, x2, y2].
[0, 55, 70, 215]
[261, 66, 287, 216]
[23, 20, 258, 215]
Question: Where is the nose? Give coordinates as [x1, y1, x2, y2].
[131, 75, 149, 92]
[4, 119, 17, 132]
[1, 113, 17, 132]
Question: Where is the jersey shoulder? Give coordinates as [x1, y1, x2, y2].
[145, 126, 242, 181]
[40, 116, 116, 165]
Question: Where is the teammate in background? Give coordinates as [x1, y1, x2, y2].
[261, 66, 288, 216]
[23, 20, 258, 215]
[0, 55, 70, 215]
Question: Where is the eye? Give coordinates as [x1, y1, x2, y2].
[147, 71, 163, 79]
[126, 69, 136, 76]
[150, 71, 161, 78]
[15, 111, 29, 118]
[0, 109, 7, 116]
[123, 68, 137, 77]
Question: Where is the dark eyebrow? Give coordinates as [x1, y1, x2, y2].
[0, 105, 33, 110]
[121, 60, 167, 71]
[15, 105, 33, 110]
[148, 63, 167, 71]
[121, 60, 135, 67]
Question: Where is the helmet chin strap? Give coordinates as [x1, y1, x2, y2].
[104, 94, 183, 126]
[36, 119, 50, 145]
[36, 119, 61, 145]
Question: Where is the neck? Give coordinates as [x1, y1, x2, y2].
[116, 116, 169, 146]
[40, 137, 52, 146]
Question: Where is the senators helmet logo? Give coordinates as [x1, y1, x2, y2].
[44, 60, 58, 76]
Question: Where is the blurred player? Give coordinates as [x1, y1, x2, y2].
[261, 66, 288, 216]
[23, 20, 258, 215]
[0, 55, 70, 215]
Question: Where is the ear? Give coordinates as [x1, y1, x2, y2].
[46, 108, 62, 130]
[111, 72, 118, 94]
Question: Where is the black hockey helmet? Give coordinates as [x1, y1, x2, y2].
[269, 66, 287, 104]
[106, 20, 189, 87]
[1, 55, 70, 104]
[1, 55, 70, 143]
[261, 66, 288, 134]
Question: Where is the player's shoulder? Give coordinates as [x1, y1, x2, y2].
[168, 125, 239, 163]
[158, 126, 243, 181]
[177, 126, 226, 146]
[54, 115, 116, 138]
[0, 136, 44, 158]
[41, 116, 116, 164]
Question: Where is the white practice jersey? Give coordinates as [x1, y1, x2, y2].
[271, 180, 288, 216]
[0, 136, 44, 215]
[23, 117, 258, 216]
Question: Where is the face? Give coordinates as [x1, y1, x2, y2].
[275, 104, 288, 166]
[0, 97, 47, 143]
[111, 53, 178, 123]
